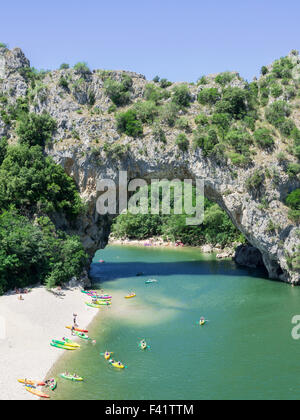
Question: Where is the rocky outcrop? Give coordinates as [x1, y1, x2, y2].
[0, 47, 299, 284]
[234, 244, 265, 268]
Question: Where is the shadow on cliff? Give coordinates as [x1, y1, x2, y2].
[89, 258, 269, 284]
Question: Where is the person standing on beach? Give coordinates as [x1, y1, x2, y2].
[73, 313, 78, 327]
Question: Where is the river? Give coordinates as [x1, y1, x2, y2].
[49, 245, 300, 400]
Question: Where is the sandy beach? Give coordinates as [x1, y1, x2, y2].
[0, 286, 99, 400]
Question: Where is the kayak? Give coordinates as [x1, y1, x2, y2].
[199, 320, 206, 326]
[104, 351, 112, 360]
[145, 279, 158, 284]
[18, 379, 45, 386]
[139, 342, 149, 350]
[63, 338, 80, 347]
[66, 326, 88, 333]
[95, 300, 111, 306]
[111, 362, 125, 369]
[52, 339, 80, 348]
[97, 295, 112, 300]
[50, 342, 77, 350]
[49, 379, 57, 391]
[60, 373, 83, 382]
[125, 293, 136, 299]
[25, 387, 50, 398]
[75, 331, 89, 340]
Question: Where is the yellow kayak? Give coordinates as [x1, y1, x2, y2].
[18, 379, 45, 386]
[112, 362, 125, 369]
[125, 293, 136, 299]
[199, 320, 206, 326]
[25, 387, 50, 398]
[104, 351, 112, 360]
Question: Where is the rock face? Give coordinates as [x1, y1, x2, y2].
[234, 244, 265, 269]
[0, 47, 299, 284]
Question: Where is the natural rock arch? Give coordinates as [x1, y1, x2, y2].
[53, 148, 299, 284]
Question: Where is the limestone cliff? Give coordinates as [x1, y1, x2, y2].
[0, 46, 299, 284]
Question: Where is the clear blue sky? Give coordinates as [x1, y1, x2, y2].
[1, 0, 300, 82]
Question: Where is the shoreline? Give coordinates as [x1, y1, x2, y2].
[0, 286, 99, 400]
[109, 237, 237, 259]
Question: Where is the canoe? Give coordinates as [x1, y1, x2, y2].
[50, 342, 77, 350]
[52, 339, 80, 348]
[85, 302, 102, 309]
[60, 373, 83, 382]
[111, 362, 125, 369]
[75, 331, 89, 340]
[18, 379, 45, 386]
[66, 326, 88, 333]
[49, 379, 57, 391]
[25, 387, 50, 398]
[95, 300, 111, 306]
[125, 293, 136, 299]
[63, 338, 80, 347]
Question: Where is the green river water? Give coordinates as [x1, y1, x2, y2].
[50, 245, 300, 400]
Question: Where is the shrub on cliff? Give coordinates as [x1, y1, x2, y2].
[265, 101, 291, 131]
[116, 109, 143, 137]
[144, 84, 170, 104]
[73, 62, 91, 74]
[16, 112, 57, 147]
[253, 128, 274, 150]
[286, 189, 300, 223]
[171, 85, 192, 108]
[104, 76, 132, 107]
[175, 133, 189, 152]
[215, 87, 250, 119]
[198, 88, 220, 106]
[245, 170, 264, 193]
[215, 72, 234, 86]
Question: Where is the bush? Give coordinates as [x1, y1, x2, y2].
[0, 212, 87, 294]
[272, 57, 293, 79]
[175, 117, 191, 132]
[261, 66, 268, 75]
[0, 144, 83, 218]
[228, 152, 251, 167]
[245, 170, 264, 192]
[104, 77, 132, 106]
[59, 63, 70, 70]
[171, 85, 192, 108]
[193, 127, 219, 156]
[175, 133, 189, 152]
[73, 62, 91, 74]
[270, 83, 283, 98]
[0, 43, 8, 49]
[225, 128, 253, 154]
[211, 113, 231, 132]
[197, 76, 207, 85]
[198, 88, 220, 105]
[287, 163, 300, 177]
[215, 87, 249, 119]
[116, 110, 143, 137]
[265, 101, 291, 130]
[16, 112, 57, 147]
[286, 189, 300, 210]
[58, 77, 69, 90]
[253, 128, 274, 149]
[160, 78, 172, 88]
[215, 72, 234, 86]
[0, 137, 8, 165]
[152, 123, 166, 143]
[195, 114, 209, 126]
[133, 101, 158, 124]
[152, 76, 160, 83]
[144, 84, 170, 104]
[159, 103, 179, 127]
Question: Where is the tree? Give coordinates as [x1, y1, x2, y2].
[16, 112, 57, 147]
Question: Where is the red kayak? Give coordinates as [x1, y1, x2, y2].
[65, 326, 88, 333]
